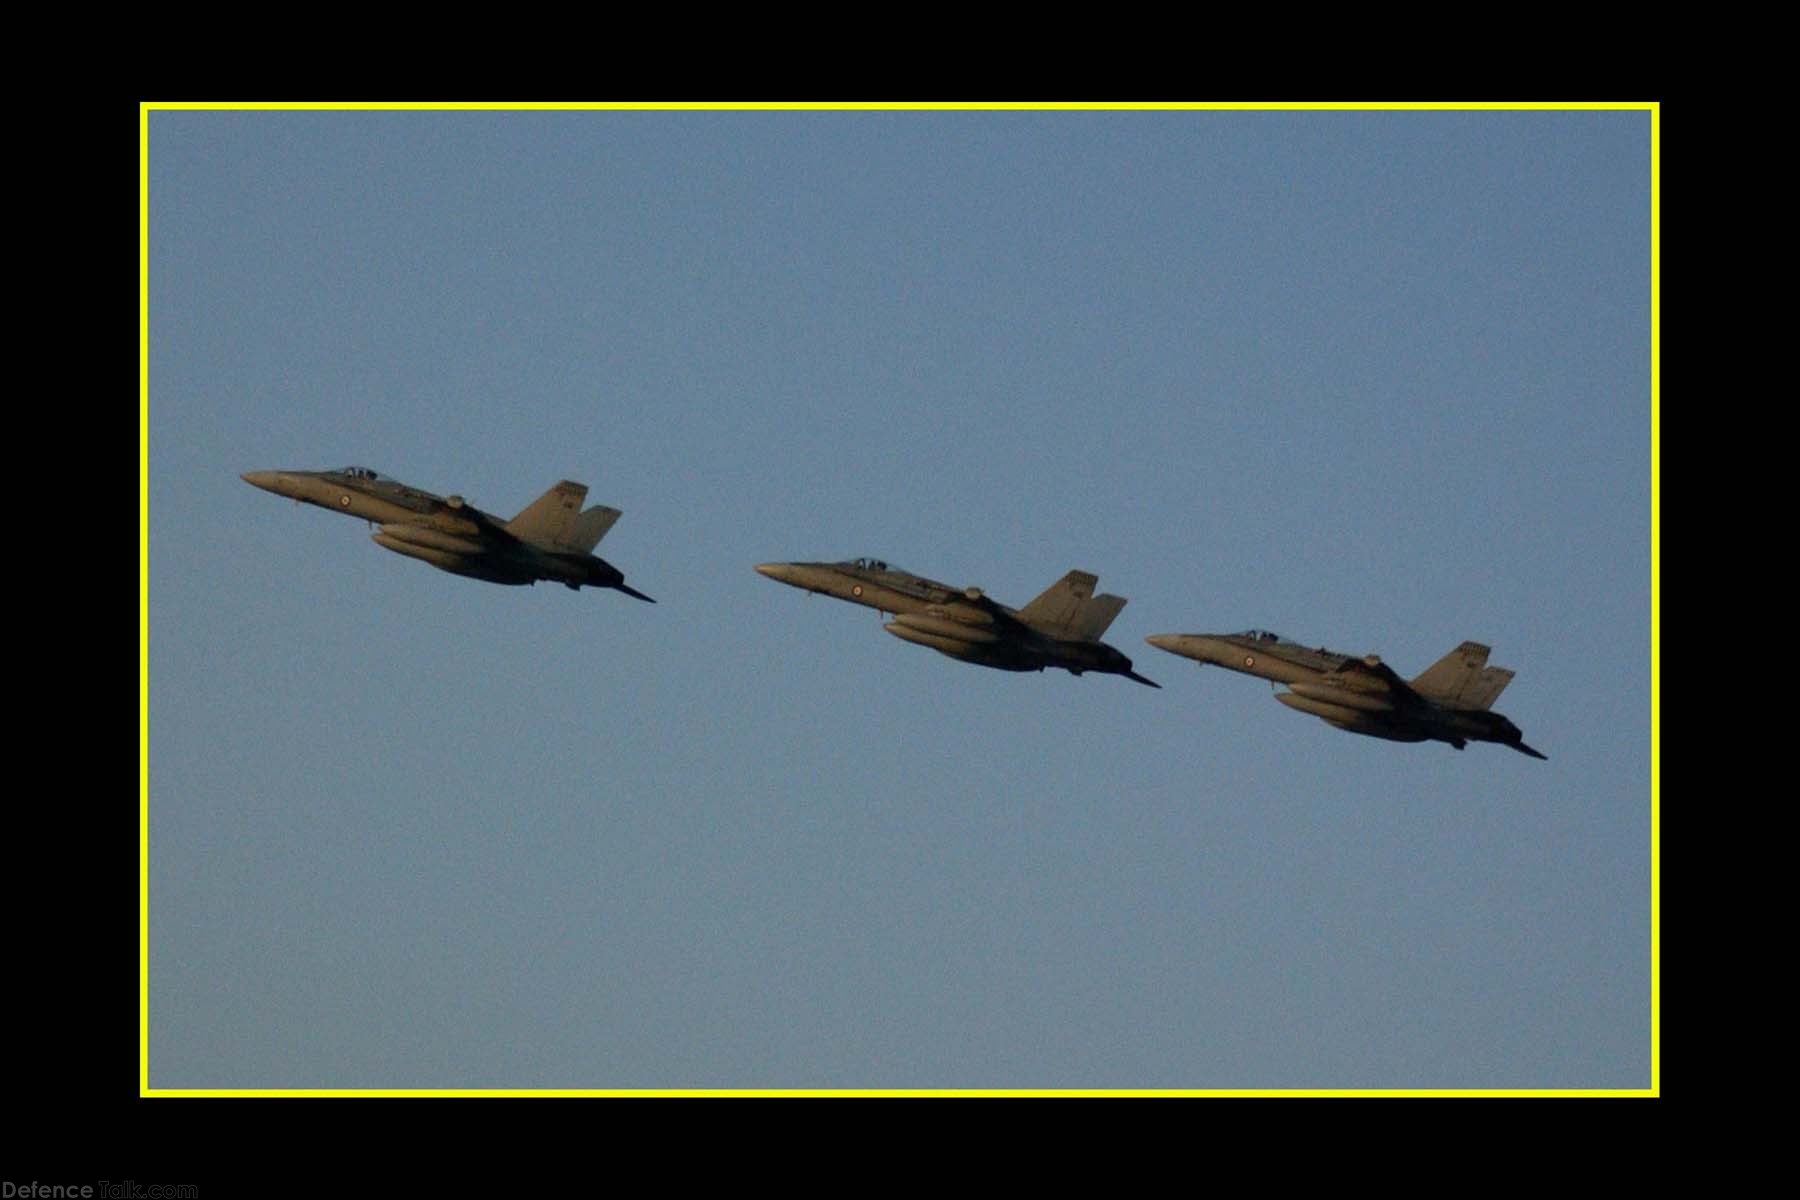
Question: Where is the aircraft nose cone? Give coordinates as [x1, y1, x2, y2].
[1145, 634, 1218, 665]
[241, 470, 281, 492]
[755, 562, 797, 584]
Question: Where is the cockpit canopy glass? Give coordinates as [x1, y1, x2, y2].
[339, 466, 383, 481]
[843, 557, 895, 572]
[1237, 629, 1285, 643]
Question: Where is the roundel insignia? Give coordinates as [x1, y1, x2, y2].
[1245, 655, 1256, 667]
[852, 584, 863, 597]
[340, 495, 352, 507]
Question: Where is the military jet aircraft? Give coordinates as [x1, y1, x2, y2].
[756, 558, 1158, 686]
[1144, 630, 1544, 758]
[242, 466, 654, 601]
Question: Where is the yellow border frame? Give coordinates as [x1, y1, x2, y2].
[136, 98, 1656, 1101]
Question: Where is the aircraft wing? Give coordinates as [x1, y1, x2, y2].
[397, 493, 510, 542]
[450, 501, 522, 543]
[920, 589, 1015, 630]
[1330, 656, 1425, 707]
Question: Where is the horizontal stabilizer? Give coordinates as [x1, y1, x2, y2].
[506, 480, 588, 545]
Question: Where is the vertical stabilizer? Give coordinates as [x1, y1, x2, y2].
[506, 481, 588, 545]
[1017, 571, 1128, 640]
[1017, 570, 1097, 632]
[567, 505, 622, 552]
[1461, 666, 1515, 711]
[1068, 594, 1128, 641]
[1411, 641, 1516, 709]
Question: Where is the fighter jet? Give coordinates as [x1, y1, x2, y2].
[242, 466, 654, 601]
[1144, 630, 1544, 758]
[756, 558, 1158, 686]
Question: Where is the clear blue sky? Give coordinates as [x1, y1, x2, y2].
[147, 106, 1652, 1089]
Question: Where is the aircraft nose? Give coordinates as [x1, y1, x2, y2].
[241, 470, 282, 492]
[1145, 633, 1218, 664]
[755, 562, 798, 584]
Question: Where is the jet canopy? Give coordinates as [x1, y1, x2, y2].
[842, 557, 897, 573]
[1236, 629, 1288, 644]
[338, 466, 384, 481]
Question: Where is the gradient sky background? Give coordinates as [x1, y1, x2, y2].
[147, 106, 1652, 1090]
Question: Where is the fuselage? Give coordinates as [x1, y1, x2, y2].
[243, 467, 464, 527]
[242, 467, 645, 597]
[1144, 631, 1359, 686]
[756, 559, 1155, 685]
[754, 558, 963, 616]
[1145, 630, 1542, 757]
